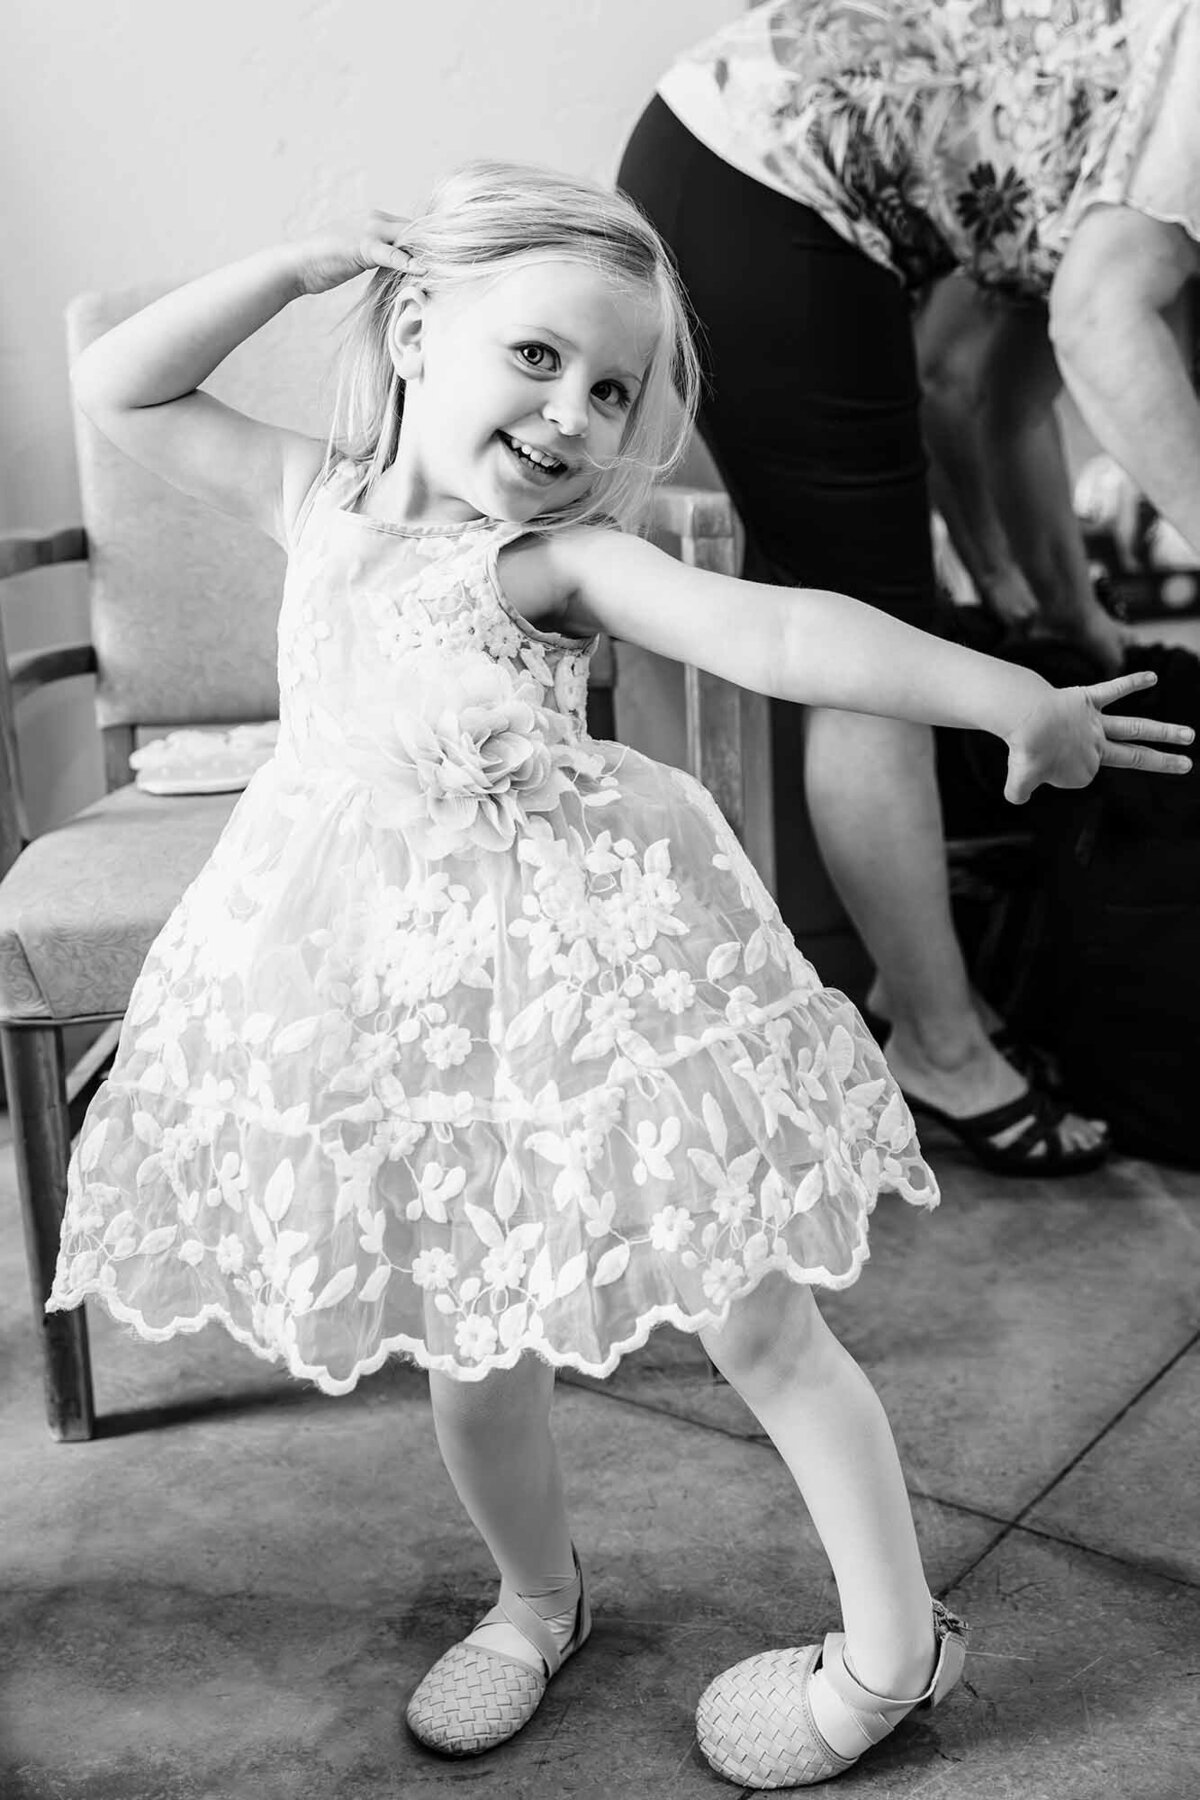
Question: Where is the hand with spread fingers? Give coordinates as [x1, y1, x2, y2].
[1003, 670, 1195, 805]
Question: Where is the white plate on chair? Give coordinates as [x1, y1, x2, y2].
[131, 722, 279, 795]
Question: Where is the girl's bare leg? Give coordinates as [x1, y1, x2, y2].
[700, 1273, 935, 1757]
[428, 1357, 578, 1671]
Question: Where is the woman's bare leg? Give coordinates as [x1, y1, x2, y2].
[803, 706, 1103, 1151]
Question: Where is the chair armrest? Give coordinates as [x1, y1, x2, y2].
[648, 485, 739, 577]
[0, 527, 88, 583]
[643, 484, 774, 891]
[9, 642, 98, 704]
[649, 484, 737, 539]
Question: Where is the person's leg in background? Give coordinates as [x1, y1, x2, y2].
[617, 99, 1104, 1161]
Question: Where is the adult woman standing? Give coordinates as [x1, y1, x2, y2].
[618, 0, 1200, 1177]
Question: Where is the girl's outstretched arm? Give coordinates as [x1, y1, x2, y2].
[72, 214, 409, 545]
[546, 529, 1193, 802]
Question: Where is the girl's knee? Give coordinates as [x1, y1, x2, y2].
[701, 1274, 830, 1391]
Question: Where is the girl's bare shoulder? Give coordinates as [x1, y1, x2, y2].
[495, 523, 629, 633]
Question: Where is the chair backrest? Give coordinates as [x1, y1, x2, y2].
[67, 282, 351, 732]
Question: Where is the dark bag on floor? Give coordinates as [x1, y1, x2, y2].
[1036, 642, 1200, 1167]
[934, 622, 1102, 1025]
[938, 629, 1200, 1165]
[1042, 816, 1200, 1166]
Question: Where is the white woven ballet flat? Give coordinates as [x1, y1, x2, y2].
[696, 1597, 968, 1788]
[406, 1549, 591, 1757]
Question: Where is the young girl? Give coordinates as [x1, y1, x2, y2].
[47, 161, 1190, 1789]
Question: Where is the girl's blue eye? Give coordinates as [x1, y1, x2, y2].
[593, 380, 631, 410]
[516, 343, 555, 370]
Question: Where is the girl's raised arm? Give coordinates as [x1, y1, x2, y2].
[72, 215, 409, 547]
[547, 528, 1193, 802]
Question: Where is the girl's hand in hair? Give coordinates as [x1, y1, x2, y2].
[292, 212, 412, 295]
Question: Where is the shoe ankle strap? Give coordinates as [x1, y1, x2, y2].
[820, 1602, 968, 1744]
[819, 1636, 921, 1749]
[494, 1547, 584, 1678]
[927, 1599, 968, 1706]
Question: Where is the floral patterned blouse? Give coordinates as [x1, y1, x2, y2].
[658, 0, 1200, 297]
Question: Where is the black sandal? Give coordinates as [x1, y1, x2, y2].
[988, 1027, 1065, 1098]
[903, 1083, 1111, 1178]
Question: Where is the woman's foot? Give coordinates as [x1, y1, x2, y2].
[871, 1004, 1107, 1162]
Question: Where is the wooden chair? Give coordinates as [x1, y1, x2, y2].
[0, 285, 773, 1441]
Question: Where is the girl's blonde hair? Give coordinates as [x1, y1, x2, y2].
[332, 160, 701, 533]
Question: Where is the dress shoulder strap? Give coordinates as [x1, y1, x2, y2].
[287, 455, 365, 553]
[482, 521, 602, 655]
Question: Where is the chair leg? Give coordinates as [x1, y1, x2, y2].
[2, 1024, 96, 1441]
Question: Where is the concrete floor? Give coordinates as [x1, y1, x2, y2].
[2, 1114, 1199, 1800]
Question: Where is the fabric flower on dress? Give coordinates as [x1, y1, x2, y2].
[649, 1205, 695, 1253]
[412, 1247, 459, 1292]
[480, 1241, 529, 1292]
[422, 1023, 474, 1070]
[455, 1315, 500, 1362]
[215, 1235, 246, 1275]
[552, 654, 592, 727]
[651, 969, 697, 1014]
[701, 1256, 746, 1306]
[351, 661, 574, 859]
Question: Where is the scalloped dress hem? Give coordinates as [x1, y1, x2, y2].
[46, 1233, 882, 1395]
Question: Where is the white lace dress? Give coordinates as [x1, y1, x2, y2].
[48, 463, 938, 1391]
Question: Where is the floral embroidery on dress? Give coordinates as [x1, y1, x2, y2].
[47, 461, 937, 1392]
[663, 0, 1199, 298]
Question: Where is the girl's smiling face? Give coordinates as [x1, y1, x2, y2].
[387, 257, 662, 524]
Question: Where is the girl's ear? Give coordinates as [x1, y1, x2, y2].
[387, 290, 427, 381]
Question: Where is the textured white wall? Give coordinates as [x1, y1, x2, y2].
[0, 0, 731, 830]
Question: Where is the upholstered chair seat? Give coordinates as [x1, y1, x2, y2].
[0, 785, 239, 1023]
